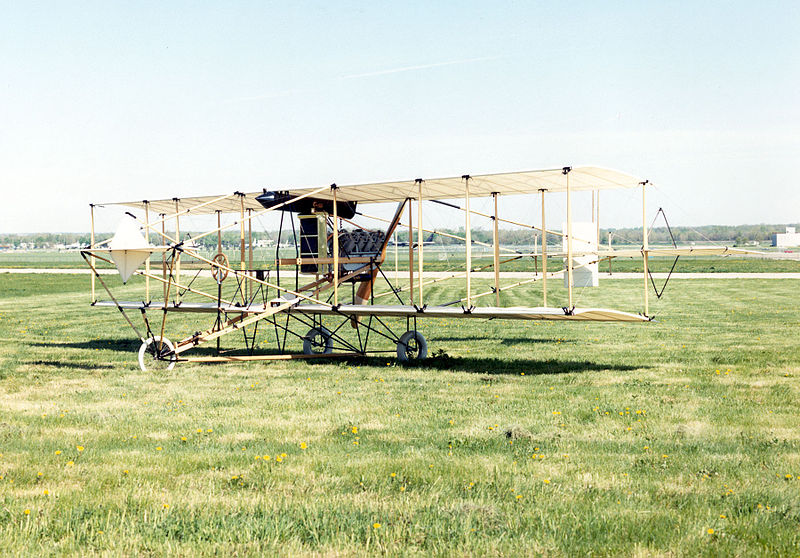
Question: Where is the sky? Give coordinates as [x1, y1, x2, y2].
[1, 1, 799, 233]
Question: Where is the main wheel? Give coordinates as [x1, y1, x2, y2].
[303, 327, 334, 355]
[138, 336, 177, 372]
[396, 330, 427, 362]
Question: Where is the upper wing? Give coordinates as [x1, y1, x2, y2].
[104, 166, 646, 215]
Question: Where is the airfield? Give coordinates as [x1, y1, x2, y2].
[0, 257, 798, 555]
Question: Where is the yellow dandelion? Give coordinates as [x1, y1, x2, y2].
[254, 455, 260, 460]
[276, 456, 283, 463]
[37, 472, 43, 478]
[76, 446, 84, 452]
[206, 428, 213, 433]
[373, 522, 381, 529]
[543, 479, 551, 484]
[163, 503, 170, 509]
[351, 426, 358, 434]
[43, 489, 49, 496]
[400, 485, 406, 492]
[516, 494, 523, 500]
[300, 442, 307, 450]
[196, 428, 202, 433]
[66, 461, 75, 467]
[55, 450, 61, 455]
[390, 472, 396, 478]
[180, 437, 187, 442]
[263, 455, 270, 461]
[156, 446, 162, 451]
[24, 509, 30, 516]
[706, 528, 714, 535]
[123, 470, 129, 475]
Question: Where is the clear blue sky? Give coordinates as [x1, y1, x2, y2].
[1, 1, 798, 233]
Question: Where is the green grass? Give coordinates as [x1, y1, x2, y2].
[0, 273, 798, 556]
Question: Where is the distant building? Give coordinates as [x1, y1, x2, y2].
[772, 226, 800, 247]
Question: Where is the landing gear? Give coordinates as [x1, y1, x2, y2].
[303, 327, 334, 355]
[138, 336, 177, 372]
[396, 330, 427, 362]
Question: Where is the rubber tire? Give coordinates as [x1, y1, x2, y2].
[396, 330, 428, 362]
[138, 336, 177, 372]
[303, 327, 334, 355]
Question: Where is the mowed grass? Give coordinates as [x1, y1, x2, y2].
[0, 273, 799, 556]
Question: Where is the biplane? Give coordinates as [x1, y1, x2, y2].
[81, 165, 755, 371]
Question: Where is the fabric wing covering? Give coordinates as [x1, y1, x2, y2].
[107, 166, 646, 215]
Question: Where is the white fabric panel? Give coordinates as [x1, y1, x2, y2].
[108, 218, 152, 283]
[106, 166, 645, 215]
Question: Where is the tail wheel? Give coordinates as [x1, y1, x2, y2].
[303, 327, 334, 355]
[397, 330, 427, 362]
[138, 336, 177, 372]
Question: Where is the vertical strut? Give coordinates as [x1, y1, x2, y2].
[417, 179, 424, 306]
[565, 168, 573, 309]
[174, 200, 181, 305]
[408, 198, 414, 305]
[144, 201, 150, 303]
[332, 185, 339, 306]
[90, 204, 96, 303]
[248, 207, 253, 299]
[464, 175, 472, 307]
[492, 192, 500, 306]
[161, 215, 167, 300]
[642, 181, 649, 316]
[540, 189, 547, 307]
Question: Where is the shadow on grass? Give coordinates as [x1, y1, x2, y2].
[25, 360, 114, 370]
[433, 336, 576, 345]
[29, 339, 638, 376]
[30, 339, 141, 352]
[364, 355, 638, 375]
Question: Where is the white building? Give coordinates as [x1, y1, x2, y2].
[772, 227, 800, 247]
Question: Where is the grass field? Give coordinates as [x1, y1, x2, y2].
[0, 273, 798, 556]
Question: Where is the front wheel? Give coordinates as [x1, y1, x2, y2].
[303, 327, 334, 355]
[138, 336, 177, 372]
[396, 330, 427, 362]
